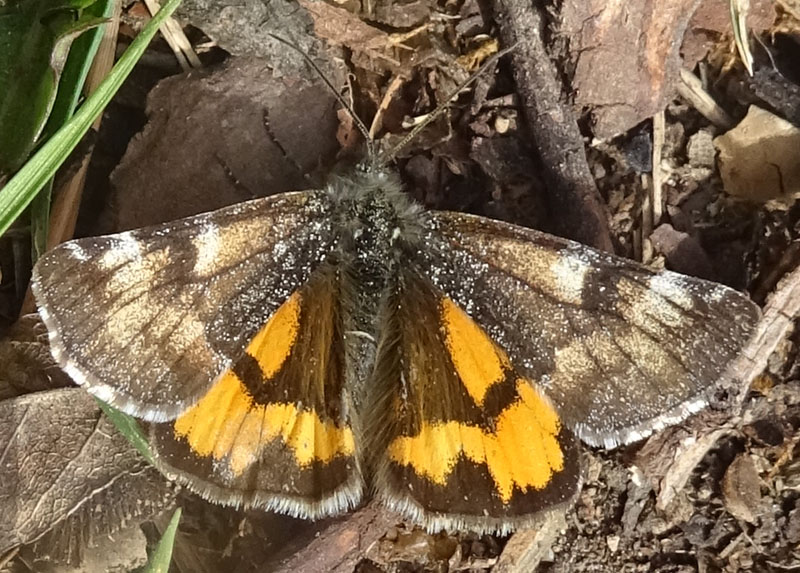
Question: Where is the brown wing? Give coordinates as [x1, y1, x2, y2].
[150, 263, 364, 518]
[366, 268, 581, 535]
[418, 211, 761, 448]
[32, 191, 336, 421]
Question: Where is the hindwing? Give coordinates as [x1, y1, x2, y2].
[150, 263, 363, 517]
[367, 269, 581, 534]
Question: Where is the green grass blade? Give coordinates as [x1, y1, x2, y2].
[144, 507, 182, 573]
[45, 0, 115, 138]
[0, 0, 182, 238]
[96, 399, 155, 465]
[730, 0, 753, 76]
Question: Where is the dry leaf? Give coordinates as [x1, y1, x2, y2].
[298, 0, 402, 70]
[722, 454, 763, 524]
[0, 388, 173, 564]
[0, 315, 72, 400]
[650, 223, 716, 281]
[19, 524, 149, 573]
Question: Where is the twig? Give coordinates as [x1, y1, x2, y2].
[494, 511, 567, 572]
[728, 264, 800, 406]
[492, 0, 613, 252]
[143, 0, 202, 71]
[677, 68, 735, 129]
[0, 547, 19, 570]
[640, 174, 653, 263]
[272, 503, 395, 573]
[651, 111, 665, 227]
[369, 75, 406, 140]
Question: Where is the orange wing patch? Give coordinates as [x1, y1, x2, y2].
[246, 291, 302, 377]
[173, 292, 355, 476]
[441, 297, 510, 406]
[387, 379, 564, 503]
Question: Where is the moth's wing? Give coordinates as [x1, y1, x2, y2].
[366, 269, 581, 535]
[150, 263, 364, 517]
[419, 211, 761, 448]
[32, 191, 336, 421]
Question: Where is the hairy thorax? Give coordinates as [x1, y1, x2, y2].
[327, 167, 422, 282]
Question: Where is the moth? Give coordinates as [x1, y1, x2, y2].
[31, 43, 760, 535]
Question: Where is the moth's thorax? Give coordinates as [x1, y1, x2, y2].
[327, 167, 422, 273]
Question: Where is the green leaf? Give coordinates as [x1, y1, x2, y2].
[144, 507, 182, 573]
[0, 0, 105, 174]
[31, 0, 115, 262]
[0, 0, 183, 237]
[0, 6, 59, 173]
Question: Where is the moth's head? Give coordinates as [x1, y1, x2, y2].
[358, 141, 399, 176]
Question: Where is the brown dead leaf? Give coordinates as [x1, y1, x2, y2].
[722, 454, 763, 524]
[0, 388, 173, 564]
[750, 373, 775, 395]
[20, 523, 149, 573]
[683, 0, 775, 67]
[561, 0, 700, 139]
[372, 527, 457, 565]
[0, 315, 71, 400]
[298, 0, 406, 71]
[456, 38, 499, 71]
[362, 0, 432, 28]
[650, 223, 716, 281]
[107, 57, 340, 233]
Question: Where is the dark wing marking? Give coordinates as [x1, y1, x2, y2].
[32, 191, 337, 421]
[419, 211, 760, 448]
[150, 263, 363, 518]
[366, 269, 580, 535]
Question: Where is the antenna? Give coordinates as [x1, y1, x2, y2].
[269, 34, 375, 159]
[379, 43, 517, 165]
[270, 34, 516, 169]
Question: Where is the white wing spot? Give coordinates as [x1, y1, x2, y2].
[648, 273, 694, 309]
[625, 272, 695, 329]
[710, 285, 729, 302]
[99, 232, 143, 270]
[551, 255, 591, 305]
[193, 225, 221, 276]
[63, 241, 89, 262]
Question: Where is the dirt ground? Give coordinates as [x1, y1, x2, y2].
[1, 0, 800, 571]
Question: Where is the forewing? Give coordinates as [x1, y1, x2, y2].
[150, 264, 363, 518]
[32, 191, 336, 421]
[367, 269, 581, 535]
[420, 211, 761, 448]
